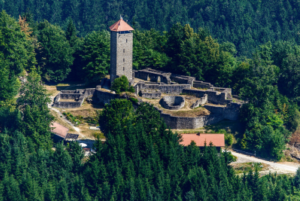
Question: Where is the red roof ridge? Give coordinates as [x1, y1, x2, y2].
[109, 19, 134, 32]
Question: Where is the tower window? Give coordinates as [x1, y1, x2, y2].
[123, 58, 125, 62]
[123, 49, 125, 53]
[126, 39, 128, 43]
[123, 67, 125, 71]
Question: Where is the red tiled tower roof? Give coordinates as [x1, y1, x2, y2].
[109, 19, 134, 32]
[179, 134, 225, 147]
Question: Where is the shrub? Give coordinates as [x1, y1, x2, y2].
[111, 75, 135, 94]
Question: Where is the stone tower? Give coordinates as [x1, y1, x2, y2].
[109, 18, 134, 85]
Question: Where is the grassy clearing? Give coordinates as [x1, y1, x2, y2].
[231, 162, 269, 174]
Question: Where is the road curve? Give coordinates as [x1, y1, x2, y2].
[229, 150, 300, 174]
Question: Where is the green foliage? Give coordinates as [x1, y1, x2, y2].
[129, 97, 138, 104]
[17, 72, 54, 149]
[165, 24, 236, 87]
[111, 75, 134, 94]
[99, 99, 135, 135]
[36, 20, 74, 82]
[80, 31, 110, 81]
[63, 112, 83, 125]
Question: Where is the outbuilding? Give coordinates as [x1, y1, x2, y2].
[179, 133, 225, 151]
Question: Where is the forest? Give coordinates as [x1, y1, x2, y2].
[2, 0, 300, 57]
[1, 0, 300, 198]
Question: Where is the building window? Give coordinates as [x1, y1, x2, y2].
[123, 67, 125, 71]
[123, 49, 125, 53]
[126, 39, 128, 43]
[123, 58, 125, 62]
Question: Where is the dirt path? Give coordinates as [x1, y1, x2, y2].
[230, 150, 300, 174]
[47, 85, 85, 139]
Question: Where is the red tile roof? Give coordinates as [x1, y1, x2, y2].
[51, 122, 69, 138]
[179, 134, 225, 147]
[109, 19, 134, 32]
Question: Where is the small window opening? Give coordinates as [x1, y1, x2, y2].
[123, 67, 125, 71]
[126, 39, 128, 43]
[123, 58, 125, 62]
[123, 49, 125, 53]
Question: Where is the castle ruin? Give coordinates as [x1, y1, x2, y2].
[53, 18, 243, 130]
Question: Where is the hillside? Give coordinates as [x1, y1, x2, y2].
[3, 0, 300, 56]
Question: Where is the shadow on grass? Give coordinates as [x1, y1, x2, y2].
[205, 119, 245, 136]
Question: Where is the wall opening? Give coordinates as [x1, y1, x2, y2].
[123, 67, 125, 71]
[126, 39, 128, 43]
[123, 58, 125, 62]
[123, 49, 125, 53]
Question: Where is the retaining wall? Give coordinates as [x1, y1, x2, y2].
[157, 109, 223, 129]
[155, 102, 241, 129]
[95, 89, 117, 104]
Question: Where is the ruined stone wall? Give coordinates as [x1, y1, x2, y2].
[135, 71, 170, 83]
[204, 103, 241, 121]
[157, 109, 224, 129]
[140, 90, 161, 99]
[60, 93, 81, 99]
[193, 81, 214, 89]
[95, 89, 117, 104]
[136, 82, 191, 95]
[53, 92, 84, 108]
[53, 88, 96, 108]
[161, 96, 185, 110]
[170, 74, 195, 84]
[154, 102, 241, 129]
[182, 89, 231, 105]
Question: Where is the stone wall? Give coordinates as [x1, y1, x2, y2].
[135, 82, 191, 95]
[161, 96, 185, 110]
[193, 80, 214, 89]
[60, 93, 81, 99]
[182, 89, 231, 105]
[157, 109, 224, 129]
[204, 103, 241, 121]
[134, 68, 171, 84]
[53, 92, 84, 108]
[170, 74, 195, 84]
[140, 89, 161, 99]
[154, 102, 241, 129]
[53, 88, 96, 108]
[190, 94, 208, 109]
[95, 89, 117, 104]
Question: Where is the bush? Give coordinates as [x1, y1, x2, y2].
[129, 97, 138, 104]
[111, 76, 135, 94]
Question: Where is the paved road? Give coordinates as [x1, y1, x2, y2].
[229, 150, 300, 174]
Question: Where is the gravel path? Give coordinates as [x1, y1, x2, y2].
[230, 150, 300, 174]
[47, 85, 84, 138]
